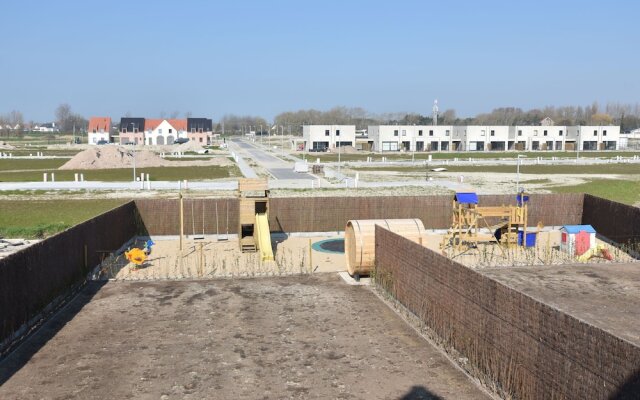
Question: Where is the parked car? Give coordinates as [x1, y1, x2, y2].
[174, 138, 189, 144]
[96, 140, 109, 145]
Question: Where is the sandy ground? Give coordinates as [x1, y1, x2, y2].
[348, 167, 635, 195]
[97, 236, 346, 280]
[481, 263, 640, 346]
[0, 274, 490, 399]
[422, 229, 636, 269]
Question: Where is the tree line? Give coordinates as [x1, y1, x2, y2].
[271, 103, 640, 134]
[2, 101, 640, 137]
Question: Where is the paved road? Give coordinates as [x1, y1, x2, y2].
[232, 139, 315, 180]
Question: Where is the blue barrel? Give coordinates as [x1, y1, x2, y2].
[517, 231, 537, 247]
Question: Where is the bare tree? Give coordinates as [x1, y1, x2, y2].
[55, 103, 72, 130]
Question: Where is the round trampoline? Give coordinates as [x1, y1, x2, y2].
[311, 238, 345, 254]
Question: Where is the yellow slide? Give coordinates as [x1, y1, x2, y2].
[255, 213, 274, 261]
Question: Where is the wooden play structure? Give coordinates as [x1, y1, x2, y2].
[345, 219, 427, 279]
[238, 178, 274, 261]
[441, 192, 529, 255]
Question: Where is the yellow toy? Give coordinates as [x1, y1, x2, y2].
[125, 248, 147, 266]
[577, 244, 613, 263]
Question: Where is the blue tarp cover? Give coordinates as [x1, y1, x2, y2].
[455, 192, 479, 204]
[561, 224, 596, 234]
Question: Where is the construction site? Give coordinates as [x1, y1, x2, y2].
[1, 183, 640, 399]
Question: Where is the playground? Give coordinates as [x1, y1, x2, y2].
[3, 191, 640, 399]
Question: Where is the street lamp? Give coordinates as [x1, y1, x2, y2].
[516, 154, 527, 193]
[576, 127, 581, 161]
[130, 122, 137, 182]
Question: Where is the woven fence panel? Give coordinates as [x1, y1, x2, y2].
[134, 198, 239, 236]
[0, 202, 137, 349]
[268, 194, 583, 233]
[375, 226, 640, 400]
[582, 194, 640, 247]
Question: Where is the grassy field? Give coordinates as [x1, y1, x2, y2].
[0, 164, 241, 182]
[551, 179, 640, 205]
[0, 159, 68, 171]
[0, 199, 128, 238]
[351, 163, 640, 175]
[310, 150, 640, 162]
[2, 149, 80, 156]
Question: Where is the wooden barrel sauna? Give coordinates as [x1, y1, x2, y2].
[344, 219, 427, 276]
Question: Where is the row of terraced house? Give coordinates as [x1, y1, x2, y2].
[87, 117, 214, 145]
[302, 119, 621, 152]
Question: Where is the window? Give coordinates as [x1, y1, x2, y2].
[518, 130, 522, 136]
[92, 129, 96, 133]
[394, 130, 399, 136]
[594, 130, 598, 136]
[199, 137, 203, 143]
[418, 130, 423, 136]
[325, 130, 330, 136]
[603, 130, 607, 136]
[191, 128, 196, 133]
[402, 130, 406, 136]
[559, 130, 563, 136]
[336, 130, 340, 136]
[382, 141, 399, 151]
[481, 130, 486, 136]
[533, 130, 538, 136]
[429, 130, 434, 136]
[445, 130, 450, 136]
[134, 128, 138, 133]
[169, 129, 173, 133]
[490, 130, 495, 136]
[544, 130, 548, 136]
[199, 128, 203, 133]
[121, 128, 126, 133]
[158, 129, 162, 134]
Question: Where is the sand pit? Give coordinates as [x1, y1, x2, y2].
[96, 235, 346, 280]
[59, 146, 233, 170]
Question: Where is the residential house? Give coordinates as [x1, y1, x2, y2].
[88, 117, 112, 144]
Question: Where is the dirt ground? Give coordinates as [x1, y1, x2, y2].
[422, 229, 636, 269]
[0, 274, 490, 399]
[97, 236, 346, 280]
[481, 263, 640, 346]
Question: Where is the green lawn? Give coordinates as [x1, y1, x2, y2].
[0, 164, 241, 182]
[3, 150, 80, 156]
[0, 199, 129, 238]
[551, 179, 640, 205]
[0, 159, 68, 171]
[311, 150, 640, 162]
[351, 163, 640, 175]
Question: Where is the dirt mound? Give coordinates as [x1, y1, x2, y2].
[176, 141, 206, 153]
[59, 146, 169, 170]
[0, 142, 15, 150]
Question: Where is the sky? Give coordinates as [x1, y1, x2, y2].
[1, 0, 639, 122]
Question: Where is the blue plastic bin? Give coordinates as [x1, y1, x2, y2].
[517, 231, 536, 247]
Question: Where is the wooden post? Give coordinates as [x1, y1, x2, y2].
[198, 242, 204, 277]
[179, 193, 184, 251]
[308, 238, 313, 273]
